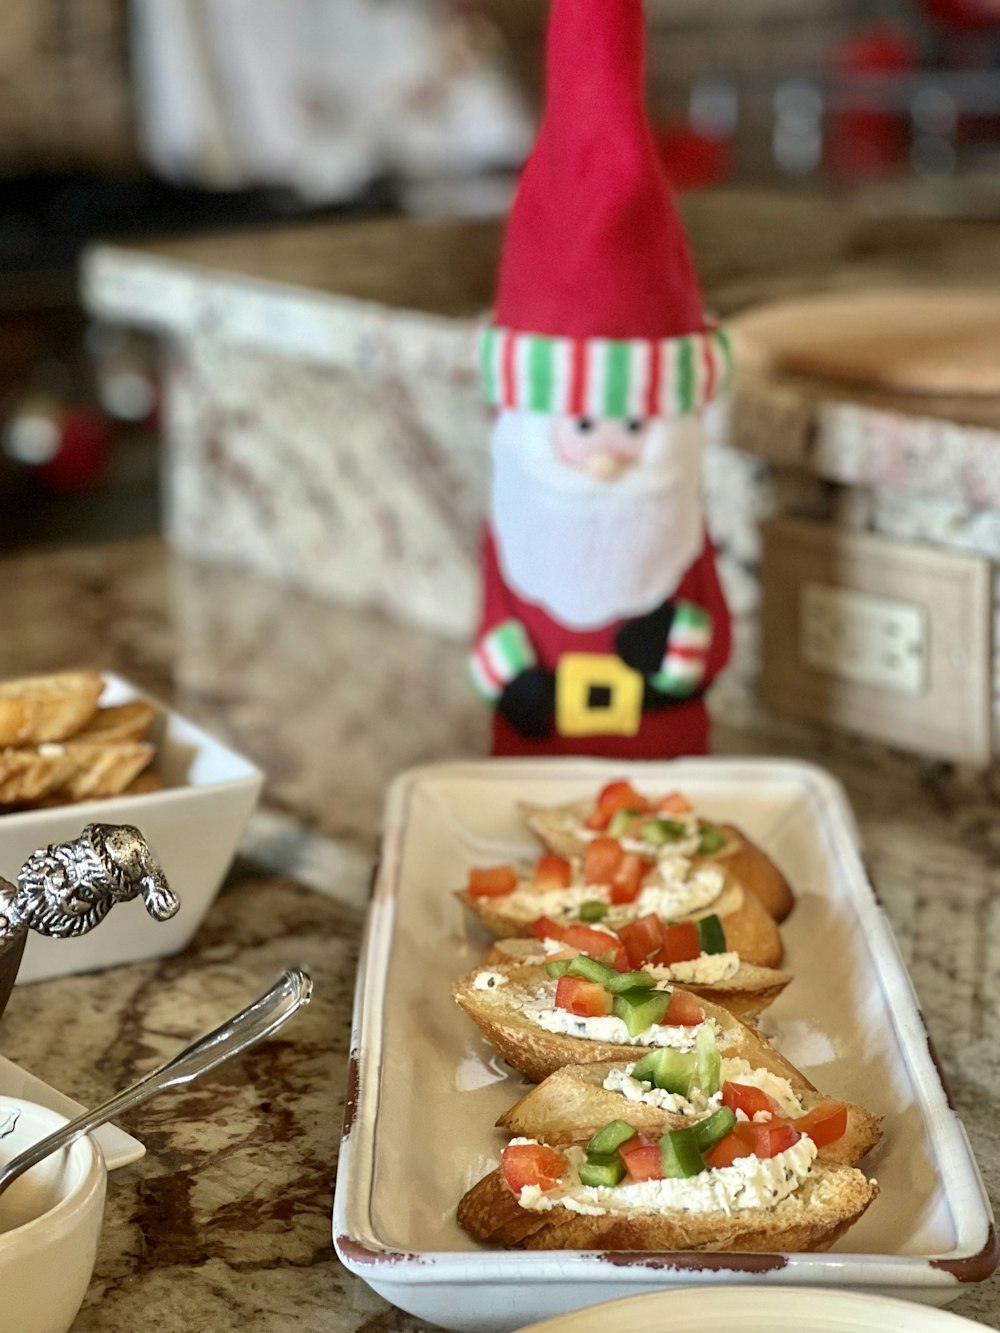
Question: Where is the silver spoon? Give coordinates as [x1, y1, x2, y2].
[0, 965, 313, 1198]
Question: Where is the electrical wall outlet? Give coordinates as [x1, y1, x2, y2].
[799, 582, 927, 696]
[760, 518, 993, 764]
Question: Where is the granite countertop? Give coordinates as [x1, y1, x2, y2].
[1, 535, 998, 1331]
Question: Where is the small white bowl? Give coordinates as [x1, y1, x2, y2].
[0, 1098, 106, 1333]
[0, 672, 263, 983]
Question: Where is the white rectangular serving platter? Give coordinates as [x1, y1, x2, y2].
[333, 758, 998, 1333]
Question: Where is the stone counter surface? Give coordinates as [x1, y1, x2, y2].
[1, 536, 999, 1331]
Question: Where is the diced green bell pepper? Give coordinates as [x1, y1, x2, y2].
[565, 955, 618, 987]
[545, 958, 573, 979]
[631, 1046, 696, 1095]
[579, 900, 609, 922]
[696, 823, 727, 856]
[612, 987, 672, 1037]
[694, 1022, 721, 1097]
[603, 969, 655, 995]
[692, 1106, 737, 1152]
[578, 1153, 626, 1187]
[696, 913, 727, 955]
[659, 1126, 706, 1178]
[586, 1120, 637, 1156]
[640, 817, 686, 845]
[608, 808, 641, 838]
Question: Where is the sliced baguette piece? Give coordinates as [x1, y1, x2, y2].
[72, 701, 157, 744]
[0, 747, 78, 804]
[690, 823, 794, 923]
[483, 938, 791, 1021]
[520, 800, 794, 923]
[457, 1158, 878, 1252]
[453, 962, 813, 1088]
[496, 1060, 881, 1166]
[0, 671, 103, 747]
[56, 741, 155, 802]
[459, 875, 784, 969]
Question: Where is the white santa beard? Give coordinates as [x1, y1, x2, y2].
[490, 411, 706, 631]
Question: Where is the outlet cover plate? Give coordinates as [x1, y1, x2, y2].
[760, 518, 993, 764]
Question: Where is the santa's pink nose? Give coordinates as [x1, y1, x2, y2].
[553, 417, 649, 478]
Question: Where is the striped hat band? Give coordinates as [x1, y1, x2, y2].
[480, 325, 732, 419]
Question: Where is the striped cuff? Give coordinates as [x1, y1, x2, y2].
[649, 603, 713, 697]
[468, 620, 537, 703]
[479, 325, 731, 420]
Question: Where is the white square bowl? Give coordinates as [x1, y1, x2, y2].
[0, 673, 263, 983]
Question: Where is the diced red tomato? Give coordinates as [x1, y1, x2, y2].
[722, 1082, 784, 1120]
[584, 837, 625, 885]
[795, 1100, 848, 1148]
[554, 975, 614, 1018]
[534, 855, 572, 891]
[657, 791, 694, 815]
[732, 1119, 801, 1158]
[618, 1135, 664, 1182]
[705, 1120, 800, 1169]
[584, 808, 612, 832]
[618, 914, 664, 968]
[598, 780, 651, 816]
[661, 921, 702, 965]
[705, 1132, 751, 1169]
[610, 852, 650, 905]
[664, 990, 705, 1026]
[501, 1142, 568, 1195]
[467, 865, 518, 897]
[561, 924, 629, 971]
[531, 916, 567, 943]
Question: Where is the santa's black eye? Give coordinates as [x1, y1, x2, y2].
[626, 418, 645, 434]
[576, 417, 594, 433]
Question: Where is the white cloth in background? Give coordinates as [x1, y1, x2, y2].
[130, 0, 533, 199]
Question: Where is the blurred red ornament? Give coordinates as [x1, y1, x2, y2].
[40, 406, 111, 493]
[827, 25, 917, 181]
[921, 0, 1000, 31]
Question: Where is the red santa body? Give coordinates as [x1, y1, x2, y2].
[469, 0, 732, 759]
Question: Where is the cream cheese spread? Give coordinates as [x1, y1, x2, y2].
[497, 859, 724, 927]
[515, 1137, 817, 1217]
[474, 972, 713, 1048]
[645, 952, 740, 985]
[602, 1057, 805, 1119]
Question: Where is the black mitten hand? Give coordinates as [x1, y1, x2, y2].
[497, 667, 556, 740]
[615, 602, 675, 676]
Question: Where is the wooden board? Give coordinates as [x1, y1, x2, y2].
[730, 288, 1000, 400]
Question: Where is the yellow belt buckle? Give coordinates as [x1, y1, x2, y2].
[555, 653, 644, 738]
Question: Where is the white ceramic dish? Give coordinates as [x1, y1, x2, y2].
[333, 757, 998, 1333]
[513, 1286, 996, 1333]
[0, 1097, 107, 1333]
[0, 672, 263, 983]
[0, 1053, 144, 1172]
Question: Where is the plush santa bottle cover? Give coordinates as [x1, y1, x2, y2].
[470, 0, 732, 759]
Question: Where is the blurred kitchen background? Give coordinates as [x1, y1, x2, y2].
[3, 0, 1000, 762]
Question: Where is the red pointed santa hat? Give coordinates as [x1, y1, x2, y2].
[480, 0, 730, 420]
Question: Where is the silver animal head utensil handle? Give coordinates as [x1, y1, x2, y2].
[0, 823, 179, 946]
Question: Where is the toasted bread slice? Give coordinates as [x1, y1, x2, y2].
[459, 875, 783, 969]
[457, 1158, 877, 1251]
[121, 769, 166, 796]
[520, 800, 794, 923]
[690, 823, 794, 923]
[0, 747, 78, 804]
[0, 671, 103, 747]
[73, 701, 157, 744]
[453, 963, 813, 1087]
[496, 1061, 881, 1165]
[483, 938, 791, 1021]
